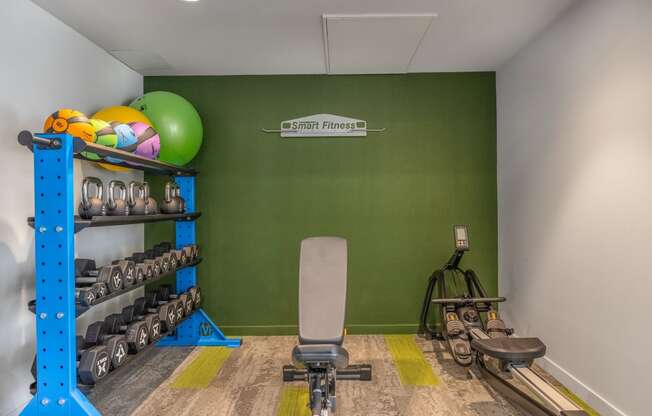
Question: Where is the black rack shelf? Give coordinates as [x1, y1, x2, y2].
[27, 212, 202, 233]
[18, 130, 197, 176]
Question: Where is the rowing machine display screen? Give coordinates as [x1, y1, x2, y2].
[454, 225, 469, 251]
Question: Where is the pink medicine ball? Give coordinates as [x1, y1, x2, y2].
[129, 121, 161, 160]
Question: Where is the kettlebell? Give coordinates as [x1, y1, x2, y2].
[142, 182, 158, 215]
[128, 181, 148, 215]
[160, 181, 181, 214]
[78, 177, 105, 219]
[174, 185, 186, 213]
[106, 180, 130, 216]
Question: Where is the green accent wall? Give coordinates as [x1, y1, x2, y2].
[144, 73, 497, 335]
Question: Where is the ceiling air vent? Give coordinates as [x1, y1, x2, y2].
[322, 14, 436, 74]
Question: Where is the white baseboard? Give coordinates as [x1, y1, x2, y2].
[536, 355, 627, 416]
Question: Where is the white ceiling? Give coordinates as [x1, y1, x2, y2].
[33, 0, 576, 76]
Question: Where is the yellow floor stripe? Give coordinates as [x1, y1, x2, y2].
[276, 386, 311, 416]
[557, 385, 600, 416]
[385, 335, 440, 386]
[170, 347, 233, 389]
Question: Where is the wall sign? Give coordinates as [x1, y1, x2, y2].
[262, 113, 385, 138]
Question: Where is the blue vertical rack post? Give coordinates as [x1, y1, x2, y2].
[157, 175, 241, 348]
[20, 131, 239, 416]
[22, 133, 100, 416]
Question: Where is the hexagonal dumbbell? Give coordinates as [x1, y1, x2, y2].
[75, 259, 123, 293]
[112, 259, 137, 287]
[84, 321, 129, 370]
[187, 286, 202, 308]
[181, 244, 199, 263]
[126, 253, 154, 281]
[161, 284, 194, 317]
[156, 285, 185, 322]
[145, 248, 170, 274]
[76, 336, 110, 385]
[133, 297, 163, 343]
[75, 286, 97, 307]
[181, 246, 195, 264]
[30, 339, 110, 387]
[144, 291, 177, 333]
[104, 307, 149, 354]
[152, 244, 179, 270]
[129, 252, 159, 279]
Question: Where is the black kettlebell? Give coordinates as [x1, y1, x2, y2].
[174, 185, 186, 213]
[142, 182, 158, 215]
[78, 177, 105, 219]
[105, 180, 130, 216]
[128, 181, 147, 215]
[160, 181, 181, 214]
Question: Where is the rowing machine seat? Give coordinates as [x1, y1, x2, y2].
[471, 337, 546, 362]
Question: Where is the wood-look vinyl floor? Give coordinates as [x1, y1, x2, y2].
[118, 335, 524, 416]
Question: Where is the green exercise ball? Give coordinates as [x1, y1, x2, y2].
[129, 91, 203, 166]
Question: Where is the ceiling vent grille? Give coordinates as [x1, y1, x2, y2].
[322, 14, 436, 74]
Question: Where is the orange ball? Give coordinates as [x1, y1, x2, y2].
[43, 109, 95, 143]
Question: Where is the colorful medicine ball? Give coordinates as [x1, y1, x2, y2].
[43, 109, 95, 142]
[82, 119, 118, 160]
[104, 122, 138, 164]
[129, 122, 160, 160]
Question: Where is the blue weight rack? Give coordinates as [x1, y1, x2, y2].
[19, 132, 240, 416]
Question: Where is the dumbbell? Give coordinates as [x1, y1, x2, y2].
[104, 307, 149, 353]
[144, 248, 171, 274]
[180, 247, 193, 264]
[111, 259, 137, 287]
[178, 244, 199, 262]
[188, 286, 202, 308]
[156, 285, 186, 322]
[75, 286, 98, 307]
[76, 336, 111, 385]
[30, 338, 110, 387]
[126, 253, 155, 281]
[152, 245, 179, 271]
[129, 252, 160, 278]
[84, 321, 129, 370]
[160, 284, 194, 317]
[75, 259, 124, 293]
[156, 242, 188, 267]
[75, 281, 109, 305]
[132, 297, 163, 342]
[144, 291, 177, 333]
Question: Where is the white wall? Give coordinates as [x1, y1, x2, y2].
[497, 1, 651, 415]
[0, 1, 144, 414]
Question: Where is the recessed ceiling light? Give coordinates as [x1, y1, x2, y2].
[180, 0, 200, 2]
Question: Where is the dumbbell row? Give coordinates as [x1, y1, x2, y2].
[74, 242, 200, 307]
[26, 243, 201, 317]
[30, 285, 202, 391]
[79, 177, 188, 219]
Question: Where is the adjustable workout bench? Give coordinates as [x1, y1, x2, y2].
[283, 237, 372, 416]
